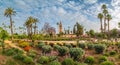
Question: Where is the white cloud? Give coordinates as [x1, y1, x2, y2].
[58, 0, 66, 2]
[0, 0, 110, 33]
[108, 0, 120, 29]
[84, 0, 98, 4]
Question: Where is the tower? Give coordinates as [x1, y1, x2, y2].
[59, 21, 62, 33]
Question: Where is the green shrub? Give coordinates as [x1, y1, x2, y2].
[94, 44, 106, 54]
[19, 41, 30, 47]
[69, 48, 84, 60]
[49, 61, 61, 65]
[103, 53, 109, 57]
[36, 63, 42, 65]
[58, 46, 69, 56]
[5, 49, 15, 56]
[77, 43, 86, 49]
[13, 54, 25, 60]
[84, 56, 94, 65]
[37, 56, 49, 64]
[23, 56, 33, 64]
[100, 61, 114, 65]
[118, 55, 120, 59]
[117, 43, 120, 48]
[37, 42, 45, 48]
[5, 48, 24, 56]
[13, 48, 24, 54]
[99, 56, 107, 63]
[4, 59, 17, 65]
[28, 50, 37, 58]
[64, 43, 72, 48]
[87, 44, 94, 50]
[28, 52, 36, 58]
[109, 51, 116, 55]
[53, 44, 61, 50]
[42, 45, 52, 53]
[48, 56, 58, 62]
[62, 58, 74, 65]
[74, 62, 87, 65]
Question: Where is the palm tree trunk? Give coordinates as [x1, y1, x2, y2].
[104, 16, 106, 32]
[108, 20, 110, 38]
[27, 27, 29, 36]
[34, 27, 35, 35]
[108, 20, 109, 32]
[34, 23, 37, 35]
[31, 25, 33, 35]
[100, 19, 103, 33]
[10, 16, 13, 40]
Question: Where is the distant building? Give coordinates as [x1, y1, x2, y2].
[58, 21, 63, 34]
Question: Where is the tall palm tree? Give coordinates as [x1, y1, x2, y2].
[24, 20, 30, 36]
[24, 16, 35, 37]
[103, 9, 108, 32]
[28, 16, 34, 35]
[106, 14, 112, 32]
[33, 18, 39, 35]
[102, 4, 107, 32]
[4, 7, 16, 40]
[98, 13, 103, 33]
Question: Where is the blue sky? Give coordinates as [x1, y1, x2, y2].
[0, 0, 119, 33]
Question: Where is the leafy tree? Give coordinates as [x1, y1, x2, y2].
[89, 29, 95, 37]
[118, 22, 120, 28]
[0, 27, 9, 53]
[41, 22, 56, 37]
[4, 7, 16, 40]
[110, 28, 118, 38]
[74, 22, 83, 37]
[73, 25, 76, 34]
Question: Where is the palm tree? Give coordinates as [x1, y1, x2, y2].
[102, 4, 108, 32]
[24, 20, 30, 36]
[98, 13, 103, 32]
[33, 18, 39, 35]
[106, 14, 112, 32]
[103, 9, 108, 32]
[4, 7, 16, 40]
[102, 4, 107, 10]
[24, 16, 36, 38]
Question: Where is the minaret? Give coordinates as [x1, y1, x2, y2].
[59, 21, 62, 33]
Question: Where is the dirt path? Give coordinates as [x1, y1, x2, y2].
[0, 55, 6, 64]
